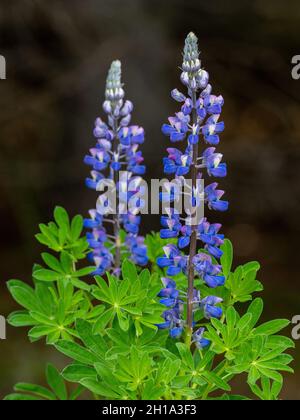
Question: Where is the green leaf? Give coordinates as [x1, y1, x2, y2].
[7, 280, 39, 312]
[92, 308, 114, 333]
[69, 385, 84, 401]
[237, 313, 252, 331]
[80, 379, 118, 398]
[33, 269, 62, 282]
[54, 206, 70, 230]
[243, 261, 260, 275]
[142, 379, 165, 400]
[220, 239, 233, 279]
[226, 307, 237, 331]
[4, 393, 41, 400]
[55, 340, 100, 365]
[176, 343, 194, 370]
[247, 298, 263, 329]
[202, 371, 231, 392]
[73, 267, 95, 277]
[14, 383, 55, 400]
[28, 325, 58, 340]
[258, 368, 283, 383]
[46, 364, 68, 400]
[71, 277, 91, 292]
[41, 253, 63, 273]
[8, 311, 36, 327]
[254, 319, 290, 336]
[76, 319, 106, 355]
[60, 252, 73, 272]
[122, 259, 137, 280]
[117, 311, 130, 332]
[62, 364, 97, 383]
[266, 335, 295, 351]
[71, 215, 83, 241]
[248, 366, 260, 385]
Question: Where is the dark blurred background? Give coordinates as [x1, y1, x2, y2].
[0, 0, 300, 399]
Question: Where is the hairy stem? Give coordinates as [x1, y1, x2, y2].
[186, 89, 199, 340]
[112, 117, 121, 275]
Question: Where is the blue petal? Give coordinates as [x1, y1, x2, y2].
[162, 124, 173, 135]
[178, 236, 190, 249]
[211, 200, 229, 212]
[205, 305, 223, 319]
[157, 257, 171, 268]
[170, 327, 183, 338]
[176, 166, 190, 176]
[160, 298, 176, 307]
[188, 134, 199, 145]
[167, 266, 181, 276]
[170, 132, 186, 142]
[196, 338, 211, 349]
[85, 178, 97, 190]
[205, 134, 220, 145]
[210, 163, 227, 177]
[160, 229, 178, 239]
[131, 165, 146, 175]
[207, 245, 223, 259]
[156, 321, 171, 329]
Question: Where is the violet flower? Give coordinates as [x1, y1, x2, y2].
[84, 61, 148, 276]
[157, 33, 226, 342]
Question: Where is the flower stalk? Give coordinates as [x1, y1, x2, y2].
[157, 32, 228, 347]
[84, 60, 148, 276]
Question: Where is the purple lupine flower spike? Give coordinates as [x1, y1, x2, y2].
[84, 61, 148, 276]
[157, 33, 226, 342]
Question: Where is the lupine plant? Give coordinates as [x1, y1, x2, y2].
[5, 35, 294, 401]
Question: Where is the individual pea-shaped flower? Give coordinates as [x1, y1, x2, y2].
[192, 328, 210, 349]
[200, 296, 223, 319]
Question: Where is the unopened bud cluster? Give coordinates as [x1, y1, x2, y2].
[104, 60, 125, 104]
[181, 32, 209, 91]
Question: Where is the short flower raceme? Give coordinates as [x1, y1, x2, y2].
[84, 61, 148, 275]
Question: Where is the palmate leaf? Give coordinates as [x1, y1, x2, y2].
[224, 251, 263, 303]
[35, 207, 89, 260]
[91, 262, 164, 335]
[9, 281, 88, 344]
[7, 208, 98, 345]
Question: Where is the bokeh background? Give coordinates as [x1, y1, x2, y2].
[0, 0, 300, 399]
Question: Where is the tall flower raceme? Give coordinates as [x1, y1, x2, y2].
[157, 33, 228, 346]
[84, 60, 148, 276]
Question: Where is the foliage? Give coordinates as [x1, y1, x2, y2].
[4, 363, 83, 400]
[5, 212, 294, 400]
